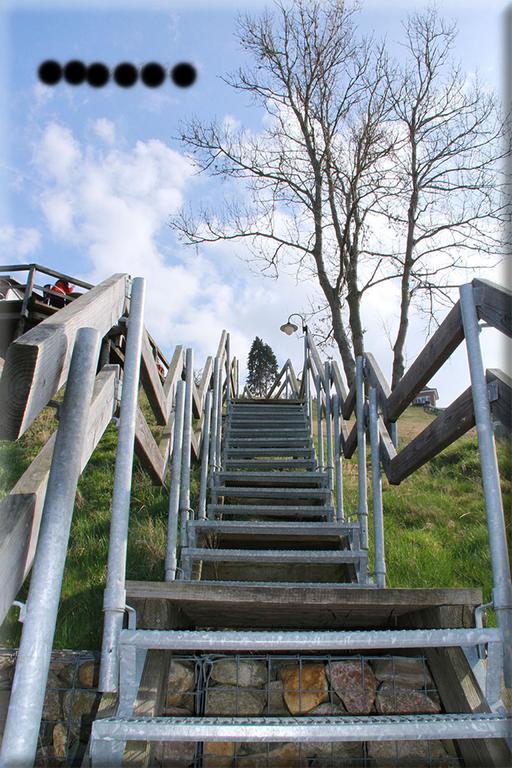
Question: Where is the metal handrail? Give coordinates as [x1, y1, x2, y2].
[0, 327, 101, 768]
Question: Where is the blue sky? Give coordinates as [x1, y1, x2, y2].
[0, 0, 510, 405]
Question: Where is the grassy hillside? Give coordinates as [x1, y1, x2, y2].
[0, 402, 509, 649]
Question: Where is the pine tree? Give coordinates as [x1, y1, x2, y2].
[246, 337, 279, 396]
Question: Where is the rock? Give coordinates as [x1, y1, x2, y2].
[309, 700, 346, 716]
[376, 682, 441, 714]
[0, 656, 15, 690]
[63, 689, 98, 740]
[43, 673, 63, 720]
[203, 741, 236, 767]
[367, 740, 449, 765]
[210, 658, 267, 688]
[166, 660, 196, 712]
[153, 739, 196, 766]
[205, 686, 266, 716]
[279, 664, 328, 715]
[237, 743, 308, 767]
[50, 661, 76, 687]
[53, 722, 68, 760]
[78, 660, 99, 689]
[371, 657, 434, 689]
[267, 680, 288, 715]
[307, 740, 364, 762]
[327, 660, 376, 714]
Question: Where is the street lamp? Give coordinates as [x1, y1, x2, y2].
[280, 313, 307, 336]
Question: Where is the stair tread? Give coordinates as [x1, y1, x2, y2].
[182, 547, 365, 562]
[91, 712, 510, 742]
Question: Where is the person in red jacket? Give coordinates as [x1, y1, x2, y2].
[44, 279, 75, 307]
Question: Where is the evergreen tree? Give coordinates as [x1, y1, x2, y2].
[246, 337, 279, 396]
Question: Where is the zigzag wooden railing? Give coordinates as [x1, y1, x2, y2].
[0, 270, 238, 626]
[266, 358, 301, 399]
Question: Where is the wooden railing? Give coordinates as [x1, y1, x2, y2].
[0, 270, 238, 626]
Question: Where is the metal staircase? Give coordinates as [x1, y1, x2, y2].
[181, 398, 366, 585]
[0, 271, 510, 766]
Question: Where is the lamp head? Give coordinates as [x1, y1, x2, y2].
[280, 321, 299, 336]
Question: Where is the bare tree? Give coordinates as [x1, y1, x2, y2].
[381, 8, 510, 387]
[172, 1, 509, 389]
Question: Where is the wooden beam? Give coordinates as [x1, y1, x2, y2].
[378, 416, 398, 477]
[140, 330, 168, 426]
[287, 360, 300, 396]
[341, 380, 356, 420]
[473, 278, 512, 338]
[198, 356, 213, 408]
[330, 360, 348, 404]
[342, 421, 358, 459]
[487, 368, 511, 432]
[215, 330, 228, 364]
[0, 273, 127, 440]
[266, 361, 289, 399]
[387, 387, 475, 485]
[135, 408, 166, 485]
[365, 353, 391, 420]
[0, 365, 118, 623]
[386, 302, 464, 423]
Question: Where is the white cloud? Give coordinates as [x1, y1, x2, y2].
[0, 225, 41, 258]
[34, 123, 82, 183]
[93, 118, 116, 145]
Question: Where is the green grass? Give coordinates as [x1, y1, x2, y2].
[0, 402, 510, 648]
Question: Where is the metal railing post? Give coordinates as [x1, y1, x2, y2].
[460, 283, 512, 685]
[198, 390, 213, 519]
[210, 357, 221, 483]
[0, 327, 100, 768]
[369, 385, 386, 588]
[332, 394, 344, 522]
[216, 355, 223, 471]
[225, 333, 231, 408]
[324, 361, 333, 490]
[165, 380, 185, 581]
[179, 348, 194, 549]
[99, 277, 145, 694]
[356, 356, 369, 557]
[316, 374, 324, 471]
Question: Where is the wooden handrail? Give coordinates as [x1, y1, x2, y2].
[0, 273, 128, 440]
[473, 278, 512, 338]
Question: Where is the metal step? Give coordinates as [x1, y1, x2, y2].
[224, 459, 316, 470]
[181, 548, 365, 564]
[213, 486, 330, 500]
[119, 626, 501, 651]
[226, 437, 312, 446]
[207, 504, 332, 518]
[227, 428, 310, 437]
[216, 471, 328, 486]
[225, 447, 315, 458]
[91, 713, 511, 750]
[229, 416, 307, 425]
[189, 520, 355, 537]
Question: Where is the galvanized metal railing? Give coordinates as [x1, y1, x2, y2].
[0, 327, 101, 768]
[299, 279, 511, 684]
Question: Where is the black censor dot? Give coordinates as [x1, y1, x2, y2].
[114, 62, 138, 87]
[171, 62, 197, 87]
[38, 60, 197, 88]
[64, 60, 87, 85]
[87, 62, 110, 87]
[141, 62, 165, 87]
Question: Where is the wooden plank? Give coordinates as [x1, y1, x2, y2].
[388, 387, 475, 485]
[287, 360, 300, 396]
[386, 302, 464, 422]
[378, 416, 398, 476]
[0, 273, 127, 440]
[399, 606, 511, 768]
[306, 332, 326, 385]
[266, 361, 288, 399]
[487, 368, 512, 432]
[474, 278, 512, 338]
[163, 346, 184, 404]
[341, 380, 356, 419]
[330, 360, 348, 404]
[135, 408, 166, 485]
[0, 365, 119, 623]
[365, 353, 391, 419]
[341, 421, 358, 459]
[140, 330, 168, 425]
[198, 356, 213, 408]
[215, 330, 228, 364]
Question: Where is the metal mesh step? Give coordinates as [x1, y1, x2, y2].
[189, 521, 354, 536]
[91, 712, 510, 743]
[216, 471, 328, 485]
[207, 504, 333, 518]
[213, 486, 330, 498]
[181, 548, 366, 564]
